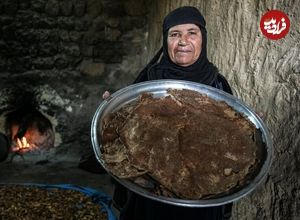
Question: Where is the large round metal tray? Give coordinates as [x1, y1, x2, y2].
[91, 79, 273, 207]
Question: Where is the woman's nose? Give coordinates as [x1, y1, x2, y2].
[178, 35, 188, 45]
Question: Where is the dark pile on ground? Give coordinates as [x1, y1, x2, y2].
[0, 185, 107, 220]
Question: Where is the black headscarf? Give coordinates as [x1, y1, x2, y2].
[134, 6, 218, 85]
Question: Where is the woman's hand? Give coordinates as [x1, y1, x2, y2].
[102, 91, 111, 100]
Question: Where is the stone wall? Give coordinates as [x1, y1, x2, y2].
[0, 0, 147, 85]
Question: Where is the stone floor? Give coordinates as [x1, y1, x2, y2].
[0, 161, 114, 196]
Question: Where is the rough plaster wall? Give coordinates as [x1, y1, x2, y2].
[207, 1, 300, 219]
[147, 0, 300, 219]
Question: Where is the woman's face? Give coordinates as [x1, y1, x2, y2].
[167, 23, 202, 67]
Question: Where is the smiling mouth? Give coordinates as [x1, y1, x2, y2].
[176, 46, 192, 52]
[176, 50, 192, 54]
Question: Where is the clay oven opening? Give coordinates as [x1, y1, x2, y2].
[5, 92, 54, 158]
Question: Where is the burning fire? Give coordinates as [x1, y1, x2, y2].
[11, 137, 32, 153]
[5, 93, 55, 155]
[10, 125, 38, 153]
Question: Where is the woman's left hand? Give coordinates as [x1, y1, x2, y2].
[102, 91, 111, 100]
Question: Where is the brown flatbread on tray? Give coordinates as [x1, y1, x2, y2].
[101, 89, 261, 199]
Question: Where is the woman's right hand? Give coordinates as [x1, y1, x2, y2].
[102, 91, 111, 100]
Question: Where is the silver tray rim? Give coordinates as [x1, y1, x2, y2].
[91, 79, 273, 207]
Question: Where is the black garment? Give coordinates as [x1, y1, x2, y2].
[0, 133, 9, 162]
[121, 196, 233, 220]
[163, 6, 206, 32]
[134, 46, 220, 88]
[120, 192, 227, 220]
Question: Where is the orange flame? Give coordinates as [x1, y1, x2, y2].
[11, 137, 32, 153]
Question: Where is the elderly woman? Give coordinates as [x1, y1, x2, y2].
[134, 6, 232, 93]
[112, 6, 233, 220]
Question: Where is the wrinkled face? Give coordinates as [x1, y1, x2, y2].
[167, 24, 202, 67]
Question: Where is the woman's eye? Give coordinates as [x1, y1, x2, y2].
[189, 31, 197, 35]
[169, 33, 180, 37]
